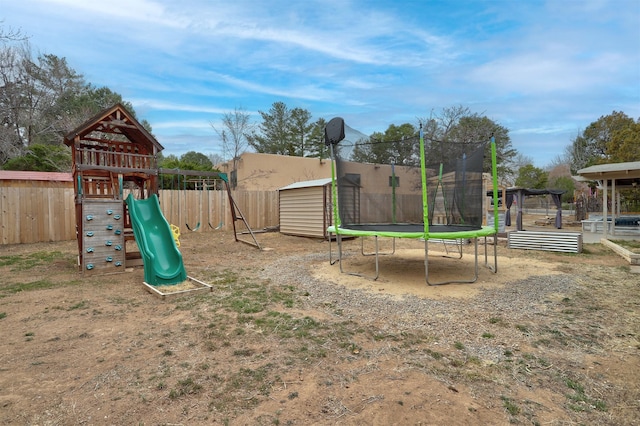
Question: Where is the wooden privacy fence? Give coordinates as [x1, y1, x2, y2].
[156, 189, 279, 236]
[0, 185, 77, 245]
[0, 184, 280, 245]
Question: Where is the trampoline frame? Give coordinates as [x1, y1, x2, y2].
[325, 119, 500, 285]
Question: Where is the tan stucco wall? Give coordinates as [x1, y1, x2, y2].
[218, 153, 332, 191]
[218, 152, 420, 193]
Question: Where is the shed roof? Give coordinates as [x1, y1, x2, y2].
[279, 178, 332, 191]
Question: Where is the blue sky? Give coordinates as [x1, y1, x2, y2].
[4, 0, 639, 167]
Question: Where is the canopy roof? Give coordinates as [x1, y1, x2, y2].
[487, 187, 566, 197]
[505, 187, 566, 196]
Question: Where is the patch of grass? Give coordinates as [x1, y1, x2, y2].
[233, 348, 255, 357]
[532, 338, 552, 348]
[0, 251, 67, 270]
[501, 396, 520, 416]
[0, 312, 6, 320]
[68, 301, 88, 310]
[515, 324, 530, 334]
[564, 377, 607, 412]
[208, 269, 239, 285]
[1, 279, 78, 295]
[107, 296, 140, 306]
[453, 341, 465, 350]
[425, 348, 443, 360]
[566, 378, 584, 394]
[252, 312, 326, 341]
[209, 365, 275, 412]
[230, 297, 265, 314]
[176, 377, 202, 396]
[481, 333, 494, 339]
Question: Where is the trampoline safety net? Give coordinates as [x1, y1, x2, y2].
[326, 118, 486, 233]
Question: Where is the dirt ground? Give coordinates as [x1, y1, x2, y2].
[1, 219, 639, 425]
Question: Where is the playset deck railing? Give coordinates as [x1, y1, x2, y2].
[75, 146, 156, 172]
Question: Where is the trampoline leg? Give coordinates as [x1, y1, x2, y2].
[337, 235, 380, 280]
[425, 237, 479, 286]
[483, 235, 498, 273]
[424, 239, 429, 283]
[329, 232, 339, 266]
[373, 236, 380, 279]
[473, 237, 479, 280]
[337, 236, 346, 272]
[337, 234, 345, 271]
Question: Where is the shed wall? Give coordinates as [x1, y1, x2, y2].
[279, 186, 328, 238]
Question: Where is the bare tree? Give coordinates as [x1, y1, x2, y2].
[0, 22, 27, 43]
[211, 107, 254, 172]
[420, 105, 517, 177]
[208, 153, 224, 167]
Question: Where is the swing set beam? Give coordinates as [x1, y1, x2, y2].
[158, 168, 261, 249]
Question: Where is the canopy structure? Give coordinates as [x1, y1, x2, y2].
[577, 161, 640, 238]
[489, 188, 566, 231]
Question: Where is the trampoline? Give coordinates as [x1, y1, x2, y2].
[324, 117, 500, 285]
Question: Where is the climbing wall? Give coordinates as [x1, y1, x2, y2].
[81, 199, 126, 275]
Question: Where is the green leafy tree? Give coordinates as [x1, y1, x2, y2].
[158, 152, 215, 190]
[0, 38, 151, 168]
[306, 118, 328, 159]
[607, 119, 640, 163]
[56, 86, 149, 136]
[515, 164, 547, 189]
[2, 143, 71, 171]
[247, 102, 313, 156]
[180, 151, 213, 170]
[567, 111, 638, 172]
[290, 107, 313, 156]
[351, 123, 418, 165]
[247, 101, 293, 155]
[546, 164, 575, 203]
[548, 175, 575, 204]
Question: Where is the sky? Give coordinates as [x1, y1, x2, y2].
[3, 0, 639, 168]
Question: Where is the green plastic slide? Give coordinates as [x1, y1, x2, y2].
[125, 194, 187, 286]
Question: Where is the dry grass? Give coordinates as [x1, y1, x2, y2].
[0, 230, 638, 425]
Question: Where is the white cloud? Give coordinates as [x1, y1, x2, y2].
[3, 0, 638, 167]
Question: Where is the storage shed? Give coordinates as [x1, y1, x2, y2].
[279, 178, 333, 238]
